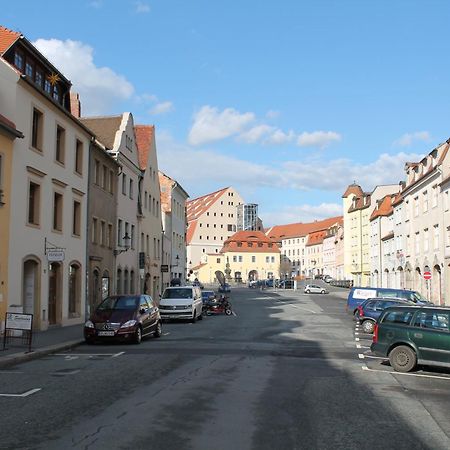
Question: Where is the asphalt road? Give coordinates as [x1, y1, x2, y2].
[1, 286, 450, 450]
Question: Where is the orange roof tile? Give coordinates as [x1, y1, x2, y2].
[134, 125, 155, 170]
[186, 220, 198, 244]
[266, 216, 343, 241]
[370, 195, 394, 221]
[222, 231, 280, 253]
[159, 172, 175, 213]
[186, 187, 229, 222]
[0, 26, 20, 55]
[305, 230, 327, 246]
[342, 183, 364, 198]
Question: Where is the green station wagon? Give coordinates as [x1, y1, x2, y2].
[371, 306, 450, 372]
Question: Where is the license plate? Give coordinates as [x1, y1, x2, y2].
[98, 331, 115, 336]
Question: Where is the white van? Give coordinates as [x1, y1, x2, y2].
[159, 286, 203, 322]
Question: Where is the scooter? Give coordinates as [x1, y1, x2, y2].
[204, 295, 233, 316]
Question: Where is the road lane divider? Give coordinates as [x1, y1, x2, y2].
[0, 388, 41, 397]
[361, 365, 450, 381]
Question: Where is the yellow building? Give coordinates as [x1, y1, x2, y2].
[0, 114, 23, 328]
[191, 231, 280, 284]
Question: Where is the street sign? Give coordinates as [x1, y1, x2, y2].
[161, 264, 169, 273]
[423, 271, 432, 280]
[47, 250, 65, 262]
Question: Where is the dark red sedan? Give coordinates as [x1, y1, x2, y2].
[84, 295, 162, 344]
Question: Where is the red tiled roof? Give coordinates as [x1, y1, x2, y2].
[159, 171, 175, 213]
[266, 216, 343, 241]
[134, 125, 155, 170]
[223, 231, 280, 253]
[191, 263, 207, 270]
[0, 113, 17, 131]
[370, 195, 394, 221]
[391, 192, 403, 207]
[0, 26, 20, 55]
[305, 230, 327, 246]
[342, 183, 364, 198]
[186, 220, 198, 244]
[186, 187, 229, 222]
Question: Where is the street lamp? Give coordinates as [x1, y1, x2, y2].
[171, 255, 180, 268]
[113, 232, 131, 256]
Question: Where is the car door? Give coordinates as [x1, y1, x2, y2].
[146, 296, 159, 331]
[138, 296, 151, 335]
[411, 310, 450, 365]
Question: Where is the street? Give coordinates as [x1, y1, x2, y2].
[1, 286, 450, 450]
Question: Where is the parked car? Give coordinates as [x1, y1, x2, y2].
[84, 295, 162, 344]
[346, 286, 431, 316]
[304, 284, 328, 294]
[218, 283, 231, 293]
[324, 275, 333, 283]
[371, 305, 450, 373]
[356, 297, 414, 333]
[201, 290, 216, 303]
[265, 279, 274, 288]
[159, 286, 203, 322]
[278, 280, 295, 289]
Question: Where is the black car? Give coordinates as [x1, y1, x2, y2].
[84, 295, 162, 344]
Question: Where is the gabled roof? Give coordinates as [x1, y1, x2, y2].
[348, 194, 371, 212]
[305, 230, 327, 247]
[342, 183, 364, 198]
[186, 187, 229, 222]
[80, 115, 122, 149]
[370, 195, 394, 221]
[159, 172, 174, 213]
[222, 231, 280, 253]
[266, 216, 343, 241]
[0, 26, 20, 55]
[135, 125, 155, 170]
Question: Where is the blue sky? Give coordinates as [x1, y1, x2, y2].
[3, 1, 450, 225]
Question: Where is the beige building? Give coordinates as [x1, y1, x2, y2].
[0, 114, 23, 330]
[186, 187, 244, 272]
[342, 183, 399, 286]
[192, 231, 280, 284]
[0, 26, 93, 329]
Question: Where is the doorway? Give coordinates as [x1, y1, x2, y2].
[22, 259, 40, 326]
[48, 262, 62, 325]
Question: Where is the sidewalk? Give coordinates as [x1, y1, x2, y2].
[0, 323, 84, 369]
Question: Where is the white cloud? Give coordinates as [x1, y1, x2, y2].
[265, 129, 296, 145]
[149, 101, 174, 115]
[188, 105, 255, 146]
[238, 125, 275, 143]
[33, 38, 134, 115]
[393, 131, 431, 147]
[261, 203, 342, 226]
[297, 131, 342, 148]
[134, 1, 150, 13]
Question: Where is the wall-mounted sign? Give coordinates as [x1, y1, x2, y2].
[161, 264, 169, 273]
[47, 250, 65, 262]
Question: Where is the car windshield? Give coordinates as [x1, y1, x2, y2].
[97, 296, 139, 310]
[411, 291, 428, 303]
[163, 288, 192, 299]
[202, 291, 214, 299]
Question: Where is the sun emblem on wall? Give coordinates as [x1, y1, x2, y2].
[47, 72, 60, 86]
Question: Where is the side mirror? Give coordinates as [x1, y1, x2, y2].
[139, 308, 146, 315]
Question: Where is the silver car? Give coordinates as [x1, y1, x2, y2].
[304, 284, 328, 294]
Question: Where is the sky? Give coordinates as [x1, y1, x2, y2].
[3, 0, 450, 226]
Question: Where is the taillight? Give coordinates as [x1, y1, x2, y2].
[373, 324, 378, 343]
[357, 306, 364, 317]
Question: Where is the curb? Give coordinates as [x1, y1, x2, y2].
[0, 339, 84, 369]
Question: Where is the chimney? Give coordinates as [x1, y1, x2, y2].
[70, 92, 81, 118]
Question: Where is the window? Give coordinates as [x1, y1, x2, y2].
[25, 61, 33, 78]
[252, 256, 256, 263]
[109, 170, 114, 193]
[271, 256, 275, 263]
[424, 229, 429, 252]
[445, 191, 449, 212]
[238, 256, 243, 262]
[53, 192, 63, 231]
[422, 191, 428, 213]
[414, 196, 419, 217]
[122, 174, 127, 195]
[14, 51, 23, 69]
[28, 182, 40, 225]
[227, 224, 233, 231]
[92, 218, 98, 243]
[73, 201, 81, 236]
[118, 219, 123, 246]
[52, 85, 59, 102]
[31, 108, 43, 150]
[131, 225, 135, 249]
[100, 221, 106, 246]
[129, 179, 133, 199]
[233, 256, 237, 262]
[35, 70, 43, 87]
[432, 185, 438, 208]
[382, 310, 413, 325]
[266, 256, 269, 263]
[55, 126, 65, 164]
[216, 258, 221, 263]
[413, 311, 449, 332]
[102, 165, 108, 190]
[108, 223, 113, 248]
[415, 233, 420, 254]
[44, 79, 51, 94]
[75, 140, 83, 175]
[434, 225, 439, 250]
[68, 263, 81, 316]
[94, 160, 100, 185]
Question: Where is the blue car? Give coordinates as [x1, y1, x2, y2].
[356, 297, 414, 333]
[347, 287, 430, 316]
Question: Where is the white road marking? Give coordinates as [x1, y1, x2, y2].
[0, 371, 23, 374]
[162, 332, 170, 336]
[64, 356, 79, 360]
[0, 388, 41, 397]
[356, 344, 370, 349]
[112, 351, 125, 358]
[55, 353, 120, 357]
[52, 370, 80, 376]
[358, 353, 386, 360]
[232, 311, 237, 316]
[361, 366, 450, 381]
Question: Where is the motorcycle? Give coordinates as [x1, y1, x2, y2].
[204, 295, 233, 316]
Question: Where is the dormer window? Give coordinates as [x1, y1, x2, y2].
[248, 242, 253, 247]
[35, 70, 43, 87]
[52, 85, 59, 102]
[237, 242, 242, 247]
[25, 62, 33, 78]
[14, 51, 23, 70]
[44, 79, 51, 94]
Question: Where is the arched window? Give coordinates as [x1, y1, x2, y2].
[130, 270, 135, 294]
[124, 269, 129, 294]
[117, 269, 122, 294]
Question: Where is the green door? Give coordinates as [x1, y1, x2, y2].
[411, 311, 450, 365]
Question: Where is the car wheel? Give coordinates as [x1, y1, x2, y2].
[154, 321, 162, 338]
[321, 290, 325, 294]
[361, 320, 375, 334]
[306, 290, 310, 294]
[133, 326, 142, 344]
[389, 345, 417, 373]
[191, 311, 197, 323]
[225, 309, 232, 316]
